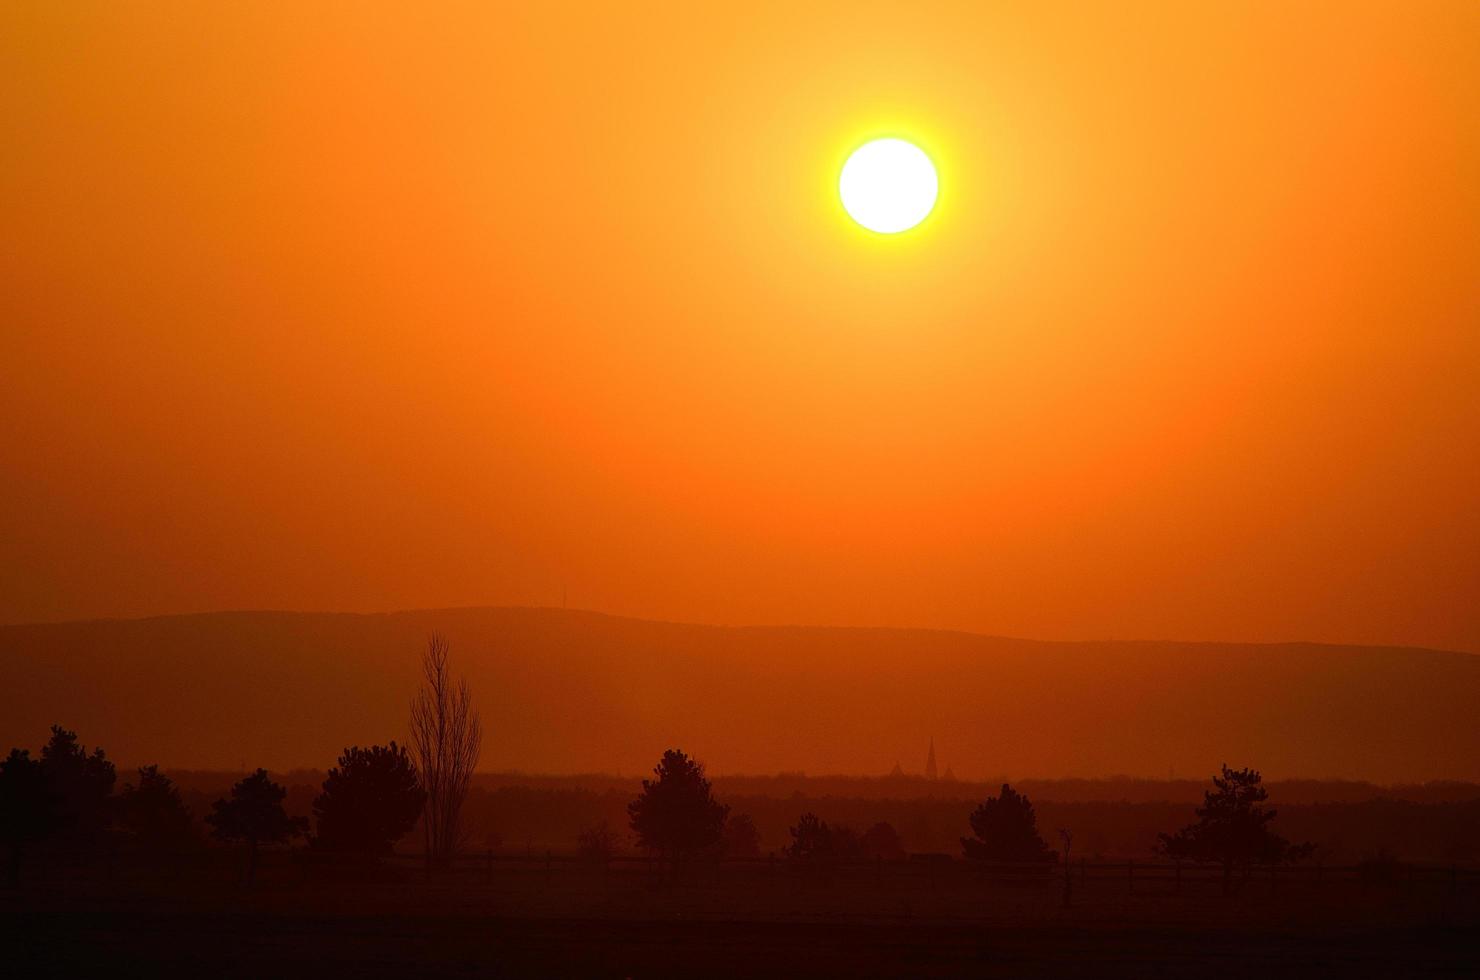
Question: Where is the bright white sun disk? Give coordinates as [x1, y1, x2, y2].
[839, 138, 938, 234]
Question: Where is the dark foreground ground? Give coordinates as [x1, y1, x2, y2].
[5, 867, 1478, 978]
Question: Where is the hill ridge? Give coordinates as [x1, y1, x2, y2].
[5, 604, 1473, 659]
[4, 607, 1477, 780]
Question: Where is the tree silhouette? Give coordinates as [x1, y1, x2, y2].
[786, 812, 864, 866]
[116, 765, 195, 850]
[576, 822, 620, 866]
[961, 783, 1056, 863]
[1058, 828, 1075, 907]
[859, 821, 906, 861]
[1357, 847, 1402, 887]
[786, 812, 835, 861]
[1157, 764, 1312, 895]
[410, 634, 482, 869]
[0, 749, 48, 883]
[312, 742, 425, 857]
[724, 812, 761, 858]
[830, 824, 862, 860]
[39, 725, 115, 846]
[627, 749, 728, 874]
[207, 769, 305, 885]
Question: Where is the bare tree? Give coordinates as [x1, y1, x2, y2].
[1058, 828, 1074, 908]
[409, 634, 482, 868]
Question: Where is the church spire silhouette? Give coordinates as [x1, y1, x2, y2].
[925, 737, 938, 780]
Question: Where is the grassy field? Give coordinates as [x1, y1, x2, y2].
[5, 858, 1477, 978]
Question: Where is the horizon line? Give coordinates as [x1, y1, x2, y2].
[2, 602, 1474, 657]
[92, 762, 1480, 791]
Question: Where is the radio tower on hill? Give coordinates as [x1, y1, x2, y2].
[925, 737, 938, 781]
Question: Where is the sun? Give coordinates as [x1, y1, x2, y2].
[839, 138, 939, 234]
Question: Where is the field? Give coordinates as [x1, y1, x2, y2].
[7, 853, 1478, 978]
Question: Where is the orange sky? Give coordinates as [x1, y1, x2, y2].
[2, 2, 1477, 652]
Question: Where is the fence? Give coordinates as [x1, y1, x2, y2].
[373, 850, 1480, 898]
[23, 846, 1479, 908]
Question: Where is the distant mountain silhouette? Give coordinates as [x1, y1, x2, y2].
[2, 607, 1477, 781]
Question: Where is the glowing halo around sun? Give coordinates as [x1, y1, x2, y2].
[839, 138, 939, 234]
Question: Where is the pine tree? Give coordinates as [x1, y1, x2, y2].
[627, 749, 728, 874]
[1158, 764, 1311, 894]
[961, 783, 1056, 863]
[117, 765, 195, 850]
[0, 749, 48, 883]
[724, 812, 762, 858]
[39, 725, 115, 845]
[312, 742, 425, 857]
[207, 769, 305, 884]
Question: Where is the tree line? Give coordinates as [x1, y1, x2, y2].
[620, 749, 1310, 896]
[1, 634, 478, 884]
[1, 635, 1312, 894]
